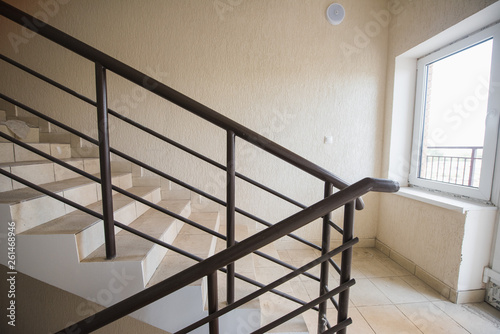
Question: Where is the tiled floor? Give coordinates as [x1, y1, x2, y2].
[274, 247, 500, 334]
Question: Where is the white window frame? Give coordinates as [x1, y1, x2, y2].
[409, 23, 500, 201]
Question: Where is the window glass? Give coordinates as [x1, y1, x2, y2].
[418, 40, 493, 188]
[409, 23, 500, 201]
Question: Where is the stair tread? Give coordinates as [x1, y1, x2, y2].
[21, 186, 162, 236]
[82, 200, 191, 263]
[0, 141, 71, 147]
[0, 172, 129, 204]
[146, 211, 220, 287]
[0, 157, 98, 168]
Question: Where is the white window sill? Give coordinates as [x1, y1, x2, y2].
[395, 187, 497, 214]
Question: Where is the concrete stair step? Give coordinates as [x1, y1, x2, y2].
[252, 242, 310, 333]
[0, 141, 71, 163]
[147, 211, 221, 288]
[83, 199, 191, 284]
[21, 185, 162, 262]
[0, 172, 133, 233]
[0, 157, 100, 192]
[39, 131, 72, 144]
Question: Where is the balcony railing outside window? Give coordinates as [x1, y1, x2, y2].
[420, 146, 483, 188]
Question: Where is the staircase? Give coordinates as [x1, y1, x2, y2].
[0, 110, 310, 333]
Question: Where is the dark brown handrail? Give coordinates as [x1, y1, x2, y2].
[55, 177, 397, 333]
[0, 0, 364, 210]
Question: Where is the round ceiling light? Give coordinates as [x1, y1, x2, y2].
[326, 3, 345, 25]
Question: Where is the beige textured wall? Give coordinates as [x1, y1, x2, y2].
[378, 0, 499, 290]
[0, 0, 390, 243]
[378, 194, 466, 289]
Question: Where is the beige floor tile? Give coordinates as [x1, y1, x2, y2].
[370, 276, 428, 304]
[349, 278, 392, 307]
[400, 275, 447, 301]
[344, 307, 376, 334]
[433, 301, 500, 334]
[352, 247, 387, 260]
[377, 257, 412, 276]
[358, 305, 422, 334]
[397, 302, 469, 333]
[353, 258, 399, 278]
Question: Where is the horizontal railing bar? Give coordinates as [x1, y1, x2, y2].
[253, 250, 320, 282]
[235, 172, 307, 209]
[0, 1, 365, 210]
[322, 318, 353, 334]
[0, 54, 308, 211]
[427, 146, 483, 150]
[252, 279, 356, 334]
[176, 238, 358, 334]
[0, 131, 101, 183]
[0, 169, 105, 223]
[325, 288, 339, 310]
[109, 148, 226, 206]
[329, 219, 344, 235]
[0, 93, 97, 145]
[329, 258, 342, 276]
[235, 207, 322, 251]
[57, 177, 397, 332]
[0, 53, 95, 105]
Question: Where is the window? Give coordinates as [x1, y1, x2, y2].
[409, 23, 500, 201]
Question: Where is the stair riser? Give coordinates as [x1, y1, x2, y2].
[0, 125, 40, 143]
[141, 205, 190, 284]
[0, 159, 100, 193]
[0, 142, 71, 164]
[76, 187, 161, 260]
[39, 132, 71, 144]
[9, 173, 132, 234]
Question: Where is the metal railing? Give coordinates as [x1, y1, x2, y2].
[420, 146, 482, 187]
[0, 2, 399, 333]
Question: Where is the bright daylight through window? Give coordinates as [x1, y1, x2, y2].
[410, 23, 500, 201]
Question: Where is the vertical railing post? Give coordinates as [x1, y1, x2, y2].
[317, 182, 332, 333]
[207, 271, 219, 334]
[95, 63, 115, 260]
[468, 147, 478, 187]
[226, 130, 236, 304]
[337, 200, 355, 334]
